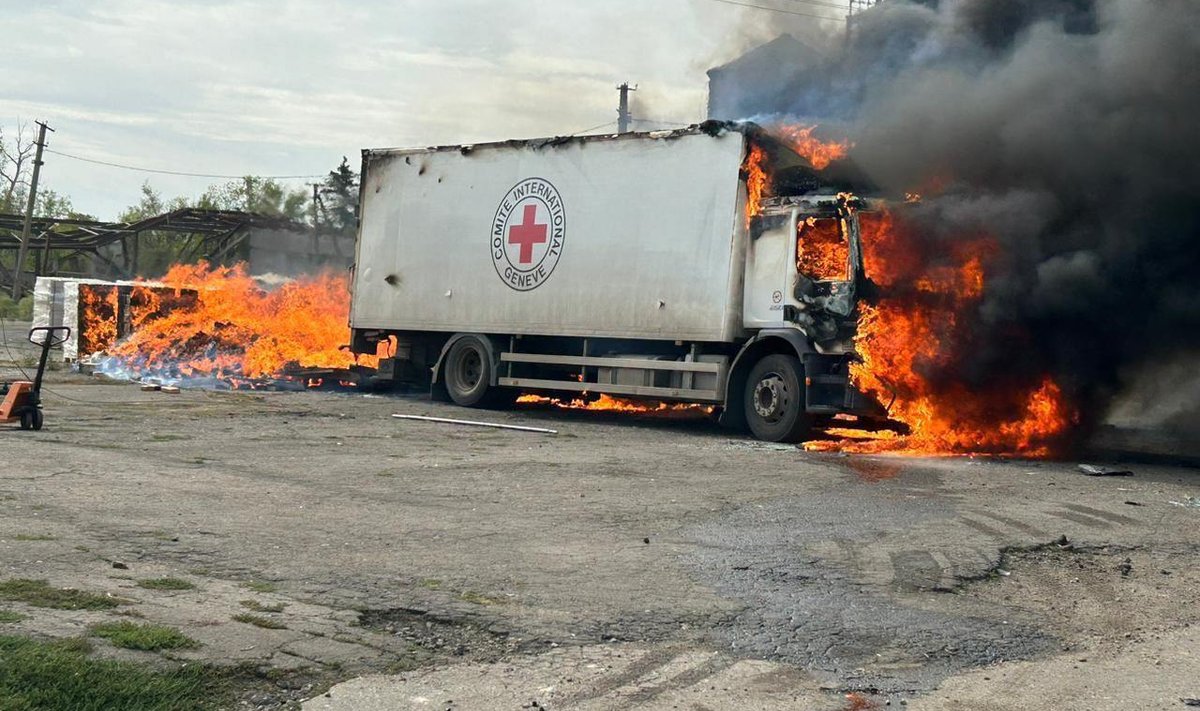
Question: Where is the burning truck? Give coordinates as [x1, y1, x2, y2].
[348, 121, 893, 442]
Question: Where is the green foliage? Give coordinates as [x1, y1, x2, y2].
[90, 622, 199, 651]
[0, 295, 33, 320]
[0, 635, 221, 710]
[319, 157, 359, 236]
[0, 579, 125, 610]
[231, 613, 286, 630]
[136, 578, 196, 591]
[0, 611, 25, 623]
[239, 580, 277, 593]
[196, 177, 308, 220]
[114, 183, 192, 277]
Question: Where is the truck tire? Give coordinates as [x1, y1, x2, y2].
[443, 336, 498, 407]
[744, 354, 810, 443]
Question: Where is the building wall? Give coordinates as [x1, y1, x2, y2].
[246, 228, 355, 277]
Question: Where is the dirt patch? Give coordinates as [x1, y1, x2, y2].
[358, 607, 533, 666]
[957, 542, 1200, 652]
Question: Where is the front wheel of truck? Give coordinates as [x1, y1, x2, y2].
[744, 354, 810, 443]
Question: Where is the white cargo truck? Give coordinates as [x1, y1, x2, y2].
[350, 121, 884, 441]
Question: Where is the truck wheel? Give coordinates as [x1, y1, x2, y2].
[443, 336, 494, 407]
[744, 354, 810, 443]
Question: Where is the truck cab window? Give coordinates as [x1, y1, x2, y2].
[797, 216, 849, 281]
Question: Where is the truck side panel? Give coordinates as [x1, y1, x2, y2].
[352, 131, 748, 342]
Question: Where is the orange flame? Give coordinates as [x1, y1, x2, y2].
[78, 285, 119, 356]
[103, 262, 375, 383]
[808, 209, 1074, 456]
[772, 124, 852, 170]
[517, 393, 712, 415]
[797, 215, 850, 280]
[743, 144, 769, 224]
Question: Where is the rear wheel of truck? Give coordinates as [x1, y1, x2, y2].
[443, 336, 493, 406]
[442, 336, 517, 408]
[744, 354, 810, 443]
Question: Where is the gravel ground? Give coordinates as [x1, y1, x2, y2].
[1, 319, 1198, 709]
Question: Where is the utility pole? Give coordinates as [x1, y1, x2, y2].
[12, 120, 53, 299]
[616, 82, 637, 133]
[310, 183, 321, 229]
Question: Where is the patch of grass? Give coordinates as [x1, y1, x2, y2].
[91, 621, 199, 651]
[240, 580, 277, 593]
[0, 578, 125, 610]
[231, 613, 286, 630]
[418, 578, 442, 590]
[0, 610, 26, 623]
[137, 577, 195, 591]
[457, 590, 503, 606]
[239, 600, 286, 613]
[11, 534, 57, 541]
[0, 635, 223, 709]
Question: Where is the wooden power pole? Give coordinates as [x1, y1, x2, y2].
[12, 120, 53, 299]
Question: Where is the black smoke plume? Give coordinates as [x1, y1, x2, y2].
[736, 0, 1200, 438]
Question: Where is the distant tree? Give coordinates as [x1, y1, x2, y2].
[106, 182, 190, 277]
[197, 177, 308, 221]
[0, 122, 35, 214]
[1, 124, 91, 284]
[319, 157, 358, 236]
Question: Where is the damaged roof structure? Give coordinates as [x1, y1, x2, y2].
[0, 209, 342, 293]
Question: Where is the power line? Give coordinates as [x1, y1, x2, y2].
[630, 118, 696, 127]
[569, 121, 618, 136]
[781, 0, 853, 10]
[43, 148, 323, 180]
[701, 0, 844, 20]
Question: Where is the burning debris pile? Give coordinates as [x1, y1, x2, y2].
[736, 0, 1200, 456]
[92, 263, 376, 388]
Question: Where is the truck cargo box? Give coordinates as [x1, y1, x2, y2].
[351, 128, 751, 342]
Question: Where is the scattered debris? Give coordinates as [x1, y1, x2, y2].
[1169, 496, 1200, 510]
[1181, 699, 1200, 707]
[1124, 501, 1145, 507]
[1117, 557, 1133, 577]
[161, 386, 181, 394]
[1078, 464, 1134, 477]
[392, 414, 557, 434]
[139, 383, 160, 392]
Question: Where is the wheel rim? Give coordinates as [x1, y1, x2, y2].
[455, 349, 483, 391]
[752, 373, 790, 423]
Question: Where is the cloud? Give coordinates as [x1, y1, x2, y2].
[1, 0, 734, 218]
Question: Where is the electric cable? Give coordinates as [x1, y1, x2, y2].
[569, 121, 619, 136]
[701, 0, 843, 20]
[43, 148, 323, 180]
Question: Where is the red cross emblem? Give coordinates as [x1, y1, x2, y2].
[507, 204, 547, 264]
[491, 178, 565, 292]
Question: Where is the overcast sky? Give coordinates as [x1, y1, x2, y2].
[1, 0, 844, 220]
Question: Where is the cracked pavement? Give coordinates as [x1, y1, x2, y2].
[1, 330, 1198, 709]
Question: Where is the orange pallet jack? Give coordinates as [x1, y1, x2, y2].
[1, 326, 70, 431]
